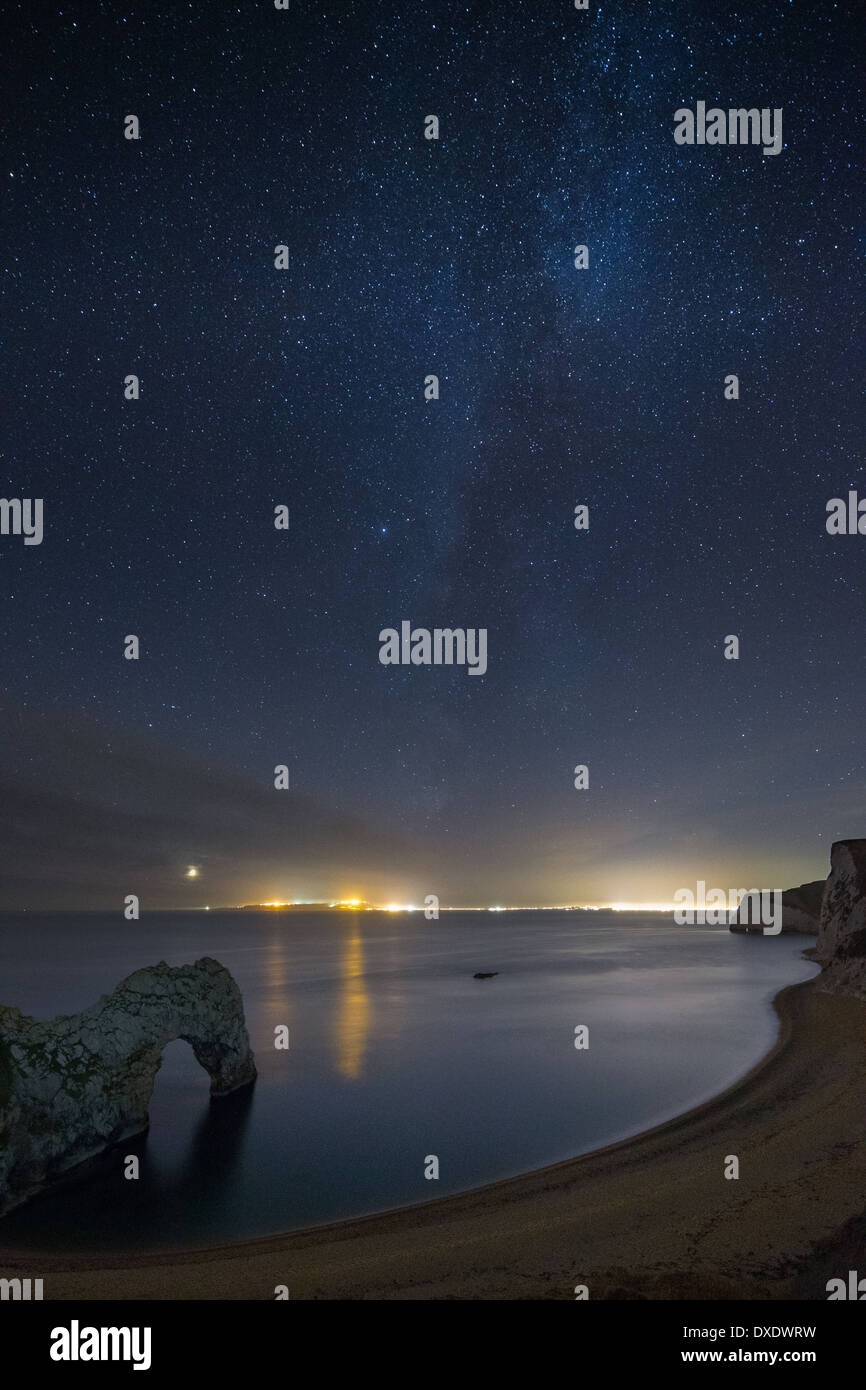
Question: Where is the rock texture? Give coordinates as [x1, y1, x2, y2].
[0, 957, 256, 1216]
[809, 840, 866, 999]
[730, 879, 824, 935]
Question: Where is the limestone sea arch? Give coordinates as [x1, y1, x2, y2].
[0, 956, 256, 1216]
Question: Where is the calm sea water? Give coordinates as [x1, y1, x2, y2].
[0, 910, 817, 1252]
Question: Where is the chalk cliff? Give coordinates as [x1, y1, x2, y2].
[730, 880, 824, 935]
[0, 956, 256, 1216]
[809, 839, 866, 1000]
[728, 842, 866, 999]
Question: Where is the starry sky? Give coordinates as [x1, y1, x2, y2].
[1, 0, 863, 911]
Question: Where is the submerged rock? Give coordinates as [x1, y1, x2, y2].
[0, 956, 256, 1216]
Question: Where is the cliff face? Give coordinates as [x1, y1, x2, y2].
[0, 956, 256, 1217]
[728, 842, 866, 1000]
[780, 879, 825, 932]
[730, 880, 824, 935]
[811, 840, 866, 999]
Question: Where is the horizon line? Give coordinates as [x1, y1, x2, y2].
[0, 901, 688, 915]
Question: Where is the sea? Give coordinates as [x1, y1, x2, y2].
[0, 909, 818, 1251]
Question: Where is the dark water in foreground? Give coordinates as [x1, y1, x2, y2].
[0, 910, 817, 1252]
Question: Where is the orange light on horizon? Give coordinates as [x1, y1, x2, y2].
[237, 897, 680, 913]
[608, 901, 679, 913]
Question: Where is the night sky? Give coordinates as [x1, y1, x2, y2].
[1, 0, 863, 911]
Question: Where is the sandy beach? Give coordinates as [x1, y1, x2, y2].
[4, 976, 865, 1300]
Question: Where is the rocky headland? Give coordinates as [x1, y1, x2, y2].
[730, 838, 866, 1001]
[730, 878, 824, 934]
[807, 838, 866, 1000]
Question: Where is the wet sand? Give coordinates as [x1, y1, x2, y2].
[4, 979, 866, 1300]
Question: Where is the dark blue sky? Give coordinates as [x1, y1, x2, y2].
[1, 0, 863, 908]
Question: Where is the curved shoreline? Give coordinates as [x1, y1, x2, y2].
[4, 976, 866, 1299]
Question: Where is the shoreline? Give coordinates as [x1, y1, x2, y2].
[3, 976, 866, 1299]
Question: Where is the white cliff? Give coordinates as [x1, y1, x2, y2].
[810, 839, 866, 999]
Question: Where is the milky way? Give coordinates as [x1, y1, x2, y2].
[1, 0, 862, 908]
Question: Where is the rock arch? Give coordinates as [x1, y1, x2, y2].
[0, 957, 256, 1215]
